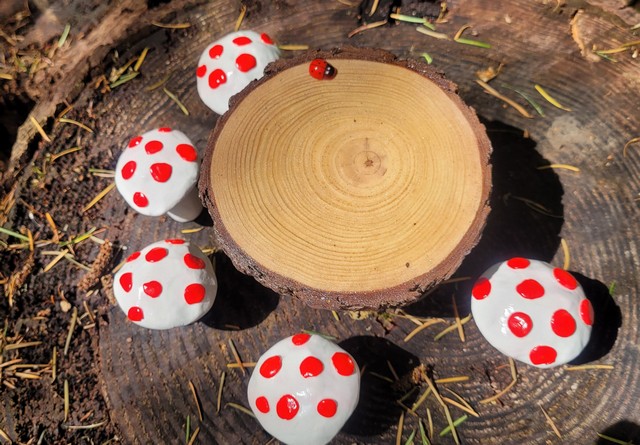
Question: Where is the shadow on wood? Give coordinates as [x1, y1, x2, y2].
[338, 336, 419, 437]
[570, 273, 621, 364]
[201, 251, 280, 330]
[405, 120, 565, 319]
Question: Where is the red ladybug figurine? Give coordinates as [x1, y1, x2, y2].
[309, 58, 337, 80]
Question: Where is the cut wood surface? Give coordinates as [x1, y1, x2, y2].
[200, 48, 491, 309]
[1, 0, 639, 444]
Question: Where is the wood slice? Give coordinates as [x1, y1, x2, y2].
[200, 48, 492, 310]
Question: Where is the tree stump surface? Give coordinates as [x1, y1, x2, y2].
[1, 0, 639, 444]
[200, 47, 492, 310]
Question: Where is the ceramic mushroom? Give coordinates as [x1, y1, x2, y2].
[195, 30, 280, 114]
[471, 257, 594, 368]
[247, 333, 360, 445]
[115, 127, 202, 222]
[113, 239, 217, 329]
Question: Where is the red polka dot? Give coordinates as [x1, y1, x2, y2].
[255, 396, 270, 413]
[300, 356, 324, 378]
[551, 309, 576, 337]
[196, 65, 207, 78]
[472, 277, 491, 300]
[261, 33, 274, 44]
[529, 345, 557, 365]
[291, 333, 311, 345]
[126, 251, 140, 262]
[133, 192, 148, 208]
[184, 253, 205, 269]
[317, 399, 337, 418]
[145, 247, 168, 262]
[128, 306, 144, 322]
[184, 283, 206, 304]
[119, 272, 133, 292]
[507, 257, 530, 269]
[176, 144, 197, 162]
[208, 69, 227, 89]
[332, 352, 355, 376]
[150, 162, 172, 183]
[165, 239, 185, 244]
[233, 36, 252, 46]
[145, 140, 163, 154]
[508, 312, 533, 337]
[158, 127, 172, 132]
[579, 299, 594, 326]
[516, 279, 545, 299]
[143, 280, 162, 298]
[276, 394, 299, 420]
[128, 135, 142, 148]
[209, 44, 223, 59]
[121, 160, 136, 180]
[236, 53, 257, 72]
[259, 355, 282, 378]
[553, 268, 578, 290]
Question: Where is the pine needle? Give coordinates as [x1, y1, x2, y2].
[455, 37, 491, 48]
[216, 371, 226, 414]
[476, 80, 533, 118]
[623, 137, 640, 157]
[404, 318, 446, 342]
[560, 238, 570, 270]
[82, 182, 115, 213]
[435, 376, 469, 384]
[0, 426, 10, 442]
[234, 5, 247, 32]
[439, 414, 468, 437]
[145, 74, 170, 91]
[133, 47, 150, 72]
[410, 387, 432, 413]
[50, 146, 83, 162]
[434, 314, 471, 341]
[225, 402, 255, 418]
[59, 117, 94, 133]
[418, 419, 431, 445]
[188, 381, 203, 421]
[277, 44, 310, 51]
[596, 433, 634, 444]
[396, 411, 405, 445]
[425, 376, 460, 444]
[480, 358, 517, 404]
[565, 364, 614, 371]
[416, 26, 450, 40]
[537, 164, 580, 172]
[228, 339, 245, 375]
[163, 87, 190, 115]
[501, 84, 545, 116]
[58, 24, 71, 47]
[348, 20, 387, 38]
[390, 13, 435, 29]
[64, 379, 70, 421]
[30, 116, 52, 143]
[151, 21, 191, 29]
[43, 249, 69, 273]
[0, 226, 30, 242]
[540, 404, 561, 438]
[187, 426, 200, 445]
[109, 71, 139, 89]
[63, 307, 78, 356]
[534, 84, 572, 111]
[421, 52, 433, 64]
[451, 295, 465, 342]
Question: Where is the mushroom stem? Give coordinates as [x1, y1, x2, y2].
[167, 186, 203, 222]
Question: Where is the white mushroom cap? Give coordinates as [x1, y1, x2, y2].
[196, 30, 280, 115]
[247, 333, 360, 445]
[113, 239, 217, 329]
[471, 258, 593, 368]
[114, 128, 202, 222]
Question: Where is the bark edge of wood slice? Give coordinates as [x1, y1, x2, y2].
[199, 46, 492, 310]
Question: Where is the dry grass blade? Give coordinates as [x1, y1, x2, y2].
[188, 381, 203, 421]
[226, 402, 255, 418]
[540, 404, 562, 438]
[348, 20, 387, 38]
[216, 371, 226, 414]
[396, 411, 405, 445]
[29, 115, 52, 143]
[58, 117, 94, 133]
[404, 318, 446, 342]
[476, 80, 533, 118]
[480, 358, 517, 404]
[234, 4, 247, 32]
[63, 307, 78, 356]
[560, 238, 570, 270]
[82, 182, 115, 213]
[163, 87, 190, 115]
[537, 164, 580, 172]
[623, 137, 640, 157]
[534, 84, 572, 111]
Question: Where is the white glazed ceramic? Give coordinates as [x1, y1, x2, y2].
[196, 30, 280, 114]
[113, 239, 217, 329]
[471, 258, 593, 368]
[247, 333, 360, 445]
[115, 128, 202, 222]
